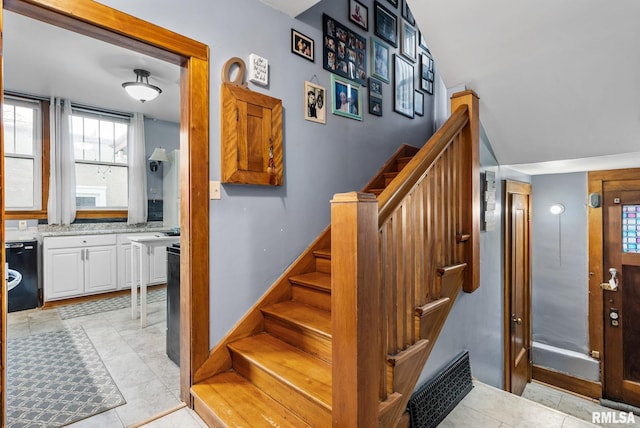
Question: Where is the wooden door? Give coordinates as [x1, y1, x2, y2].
[603, 184, 640, 406]
[504, 180, 532, 395]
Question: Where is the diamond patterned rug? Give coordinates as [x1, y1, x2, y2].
[7, 327, 126, 427]
[57, 287, 166, 319]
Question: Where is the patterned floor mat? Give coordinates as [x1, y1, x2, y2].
[57, 288, 166, 319]
[7, 327, 126, 427]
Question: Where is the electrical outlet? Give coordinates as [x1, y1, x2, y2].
[210, 181, 221, 200]
[18, 220, 27, 231]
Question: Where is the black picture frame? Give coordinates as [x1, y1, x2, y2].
[323, 14, 368, 86]
[369, 77, 383, 97]
[291, 29, 314, 62]
[369, 95, 383, 116]
[414, 90, 424, 116]
[374, 2, 397, 48]
[386, 0, 398, 7]
[421, 79, 433, 95]
[349, 0, 369, 31]
[419, 31, 429, 51]
[402, 0, 415, 26]
[394, 54, 414, 118]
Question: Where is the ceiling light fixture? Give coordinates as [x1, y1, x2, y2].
[122, 69, 162, 103]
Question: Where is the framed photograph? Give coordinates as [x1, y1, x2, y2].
[323, 14, 368, 86]
[419, 31, 429, 51]
[370, 37, 390, 83]
[369, 95, 383, 116]
[386, 0, 398, 7]
[304, 81, 327, 124]
[292, 29, 314, 62]
[369, 77, 383, 96]
[402, 0, 415, 26]
[349, 0, 368, 31]
[331, 74, 362, 121]
[421, 79, 433, 95]
[394, 54, 414, 118]
[420, 52, 433, 80]
[414, 90, 424, 116]
[401, 21, 417, 62]
[374, 2, 397, 48]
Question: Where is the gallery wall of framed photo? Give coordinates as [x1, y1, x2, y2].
[294, 0, 435, 123]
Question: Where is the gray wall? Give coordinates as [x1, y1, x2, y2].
[97, 0, 437, 344]
[418, 126, 531, 389]
[531, 173, 598, 380]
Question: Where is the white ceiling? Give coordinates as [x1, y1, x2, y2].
[410, 0, 640, 174]
[3, 11, 180, 123]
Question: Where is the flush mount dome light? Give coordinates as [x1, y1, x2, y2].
[122, 69, 162, 103]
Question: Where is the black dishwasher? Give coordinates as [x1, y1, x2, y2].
[6, 240, 40, 313]
[166, 242, 180, 365]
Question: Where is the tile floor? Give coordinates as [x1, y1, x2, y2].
[7, 300, 207, 427]
[441, 380, 640, 428]
[9, 302, 639, 428]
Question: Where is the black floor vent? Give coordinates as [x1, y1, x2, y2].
[407, 350, 473, 428]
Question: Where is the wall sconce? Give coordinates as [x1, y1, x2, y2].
[149, 147, 170, 172]
[550, 204, 565, 215]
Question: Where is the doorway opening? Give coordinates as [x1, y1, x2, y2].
[0, 0, 210, 423]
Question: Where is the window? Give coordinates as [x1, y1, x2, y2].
[71, 109, 129, 210]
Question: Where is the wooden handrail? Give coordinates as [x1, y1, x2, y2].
[377, 104, 469, 225]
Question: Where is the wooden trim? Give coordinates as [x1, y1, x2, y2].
[76, 210, 128, 219]
[533, 365, 602, 399]
[42, 284, 166, 309]
[0, 1, 6, 420]
[0, 0, 210, 416]
[503, 180, 532, 392]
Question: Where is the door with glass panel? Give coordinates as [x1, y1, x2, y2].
[603, 183, 640, 406]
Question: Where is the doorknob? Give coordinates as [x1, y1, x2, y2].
[512, 315, 522, 325]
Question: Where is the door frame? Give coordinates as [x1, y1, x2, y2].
[588, 168, 640, 393]
[503, 179, 532, 392]
[0, 0, 211, 419]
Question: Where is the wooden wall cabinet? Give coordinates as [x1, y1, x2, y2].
[221, 83, 283, 186]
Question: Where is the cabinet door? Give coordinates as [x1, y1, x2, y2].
[149, 245, 168, 284]
[85, 245, 118, 294]
[45, 248, 84, 300]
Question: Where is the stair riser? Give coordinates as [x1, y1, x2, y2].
[230, 351, 332, 427]
[315, 257, 331, 274]
[193, 394, 227, 428]
[384, 176, 395, 186]
[291, 285, 331, 311]
[264, 317, 332, 363]
[396, 158, 411, 170]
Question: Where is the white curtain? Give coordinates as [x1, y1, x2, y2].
[127, 112, 148, 224]
[47, 98, 76, 225]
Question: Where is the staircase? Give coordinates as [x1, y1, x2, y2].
[192, 91, 479, 427]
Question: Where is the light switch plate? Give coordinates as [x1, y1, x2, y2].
[210, 181, 221, 200]
[18, 220, 27, 230]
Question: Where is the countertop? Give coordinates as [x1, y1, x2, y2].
[7, 222, 176, 241]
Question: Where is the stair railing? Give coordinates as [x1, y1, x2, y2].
[331, 90, 480, 427]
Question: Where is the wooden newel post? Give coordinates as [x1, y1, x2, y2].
[330, 192, 381, 427]
[450, 90, 480, 293]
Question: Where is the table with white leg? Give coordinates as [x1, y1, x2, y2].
[128, 235, 180, 327]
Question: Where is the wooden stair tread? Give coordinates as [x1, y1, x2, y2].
[383, 171, 399, 178]
[289, 271, 331, 292]
[192, 371, 310, 427]
[262, 301, 332, 338]
[228, 333, 333, 409]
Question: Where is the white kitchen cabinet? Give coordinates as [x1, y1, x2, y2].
[117, 233, 169, 289]
[44, 234, 117, 301]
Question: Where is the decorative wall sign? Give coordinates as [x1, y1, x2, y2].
[323, 14, 367, 86]
[248, 54, 269, 86]
[482, 171, 497, 231]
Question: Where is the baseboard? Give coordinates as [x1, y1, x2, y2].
[532, 364, 602, 399]
[42, 284, 166, 309]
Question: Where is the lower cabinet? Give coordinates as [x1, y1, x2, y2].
[44, 235, 118, 301]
